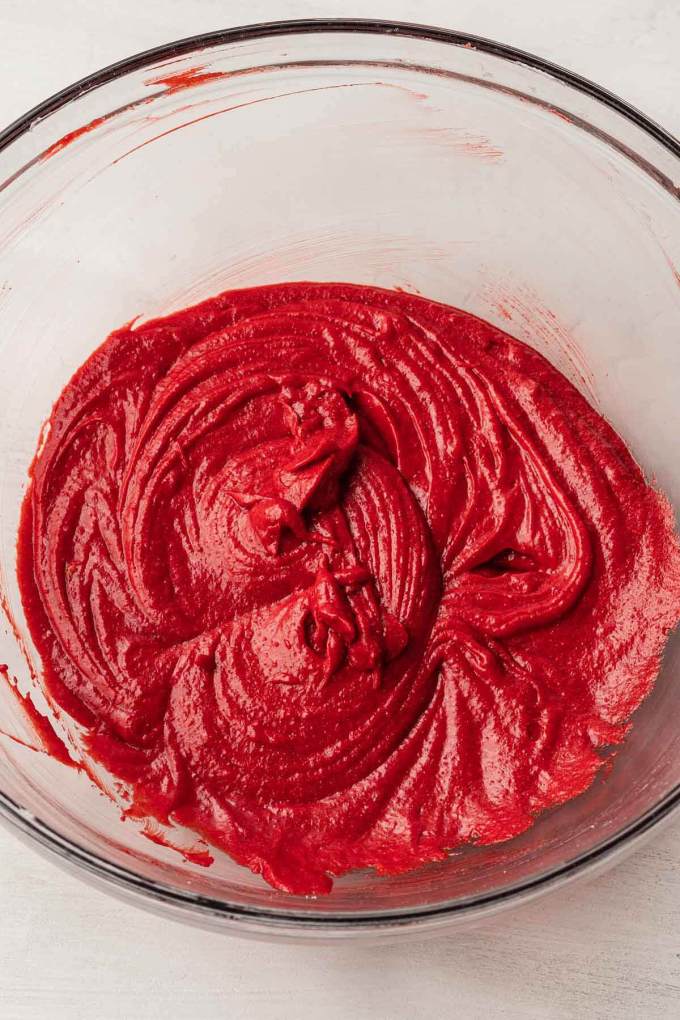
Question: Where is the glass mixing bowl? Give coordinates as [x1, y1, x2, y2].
[0, 19, 679, 941]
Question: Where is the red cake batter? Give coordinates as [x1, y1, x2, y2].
[17, 283, 680, 894]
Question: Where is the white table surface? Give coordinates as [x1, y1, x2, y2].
[1, 2, 679, 1017]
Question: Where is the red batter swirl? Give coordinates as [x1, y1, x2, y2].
[18, 283, 680, 894]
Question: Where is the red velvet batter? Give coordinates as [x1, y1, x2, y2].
[17, 283, 680, 894]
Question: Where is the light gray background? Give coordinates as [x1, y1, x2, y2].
[1, 2, 679, 1018]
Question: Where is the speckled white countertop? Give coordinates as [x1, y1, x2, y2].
[1, 2, 679, 1017]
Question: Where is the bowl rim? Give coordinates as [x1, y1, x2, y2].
[0, 16, 679, 932]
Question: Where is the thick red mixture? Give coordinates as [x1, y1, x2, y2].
[18, 283, 680, 894]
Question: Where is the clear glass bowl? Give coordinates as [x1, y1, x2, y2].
[0, 19, 679, 941]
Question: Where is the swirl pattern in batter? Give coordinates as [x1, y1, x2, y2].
[18, 283, 680, 893]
